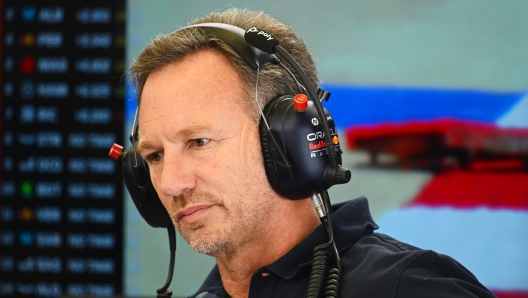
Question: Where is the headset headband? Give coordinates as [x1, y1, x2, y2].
[182, 23, 278, 70]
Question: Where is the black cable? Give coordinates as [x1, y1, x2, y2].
[306, 221, 332, 298]
[321, 191, 341, 298]
[156, 226, 176, 298]
[274, 45, 338, 169]
[321, 190, 341, 273]
[306, 191, 341, 298]
[277, 60, 304, 94]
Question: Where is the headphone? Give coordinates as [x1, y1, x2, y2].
[109, 23, 351, 229]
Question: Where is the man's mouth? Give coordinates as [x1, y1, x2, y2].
[176, 204, 214, 222]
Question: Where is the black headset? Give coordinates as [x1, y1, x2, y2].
[110, 22, 351, 229]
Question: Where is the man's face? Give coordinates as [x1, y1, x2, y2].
[138, 49, 278, 256]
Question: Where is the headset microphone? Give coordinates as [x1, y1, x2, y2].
[109, 143, 176, 298]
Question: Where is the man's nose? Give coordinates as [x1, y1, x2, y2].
[157, 150, 196, 197]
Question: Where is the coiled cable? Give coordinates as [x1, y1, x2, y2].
[306, 240, 331, 297]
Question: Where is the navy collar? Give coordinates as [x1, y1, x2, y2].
[189, 197, 378, 298]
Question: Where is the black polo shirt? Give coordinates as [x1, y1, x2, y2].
[189, 197, 495, 298]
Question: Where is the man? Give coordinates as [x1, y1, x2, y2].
[129, 8, 495, 298]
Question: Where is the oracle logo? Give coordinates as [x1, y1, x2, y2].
[306, 128, 337, 141]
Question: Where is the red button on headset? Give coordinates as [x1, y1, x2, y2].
[293, 94, 308, 111]
[109, 143, 123, 160]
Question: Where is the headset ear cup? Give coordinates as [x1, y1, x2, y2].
[259, 95, 291, 198]
[121, 146, 173, 228]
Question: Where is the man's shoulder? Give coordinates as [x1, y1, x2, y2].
[339, 232, 429, 282]
[338, 232, 496, 297]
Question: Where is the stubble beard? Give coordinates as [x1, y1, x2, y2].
[169, 191, 229, 256]
[169, 190, 273, 258]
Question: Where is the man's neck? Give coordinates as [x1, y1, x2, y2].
[215, 198, 320, 298]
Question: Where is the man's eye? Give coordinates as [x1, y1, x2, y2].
[192, 138, 210, 147]
[146, 152, 163, 162]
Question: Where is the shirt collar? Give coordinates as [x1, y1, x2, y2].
[190, 267, 225, 298]
[189, 196, 378, 297]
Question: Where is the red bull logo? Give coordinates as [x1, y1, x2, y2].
[309, 140, 327, 150]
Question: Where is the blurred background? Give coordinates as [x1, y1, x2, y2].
[1, 0, 527, 297]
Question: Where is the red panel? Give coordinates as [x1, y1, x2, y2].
[493, 291, 528, 298]
[346, 118, 528, 151]
[408, 171, 528, 210]
[499, 174, 528, 208]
